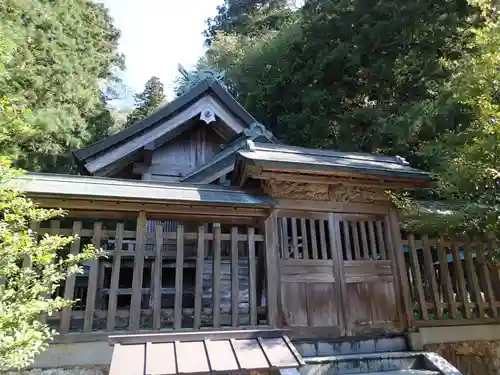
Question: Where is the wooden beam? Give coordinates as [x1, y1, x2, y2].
[264, 212, 279, 327]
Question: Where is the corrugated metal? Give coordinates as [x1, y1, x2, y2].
[109, 330, 304, 375]
[15, 173, 275, 206]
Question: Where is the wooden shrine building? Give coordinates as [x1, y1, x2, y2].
[13, 69, 475, 375]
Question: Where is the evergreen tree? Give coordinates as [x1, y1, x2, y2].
[125, 76, 166, 127]
[0, 0, 123, 172]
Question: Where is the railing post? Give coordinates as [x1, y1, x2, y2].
[388, 207, 413, 329]
[264, 211, 279, 327]
[130, 211, 147, 332]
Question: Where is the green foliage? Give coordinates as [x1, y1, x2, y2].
[0, 0, 123, 172]
[0, 158, 100, 370]
[124, 76, 166, 128]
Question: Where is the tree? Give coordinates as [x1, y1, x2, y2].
[124, 76, 166, 127]
[203, 0, 294, 45]
[0, 158, 99, 370]
[0, 0, 123, 172]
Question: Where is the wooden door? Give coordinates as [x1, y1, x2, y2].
[277, 212, 344, 335]
[277, 211, 402, 336]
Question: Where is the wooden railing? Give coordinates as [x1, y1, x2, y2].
[401, 234, 500, 326]
[33, 213, 268, 335]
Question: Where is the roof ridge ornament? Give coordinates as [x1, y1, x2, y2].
[177, 64, 228, 96]
[243, 122, 275, 139]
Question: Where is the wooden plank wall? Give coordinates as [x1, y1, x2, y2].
[32, 216, 266, 333]
[401, 235, 500, 327]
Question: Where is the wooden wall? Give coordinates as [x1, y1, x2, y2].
[142, 124, 224, 182]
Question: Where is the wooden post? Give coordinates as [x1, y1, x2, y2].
[264, 212, 279, 327]
[328, 214, 347, 333]
[129, 211, 147, 332]
[388, 208, 413, 329]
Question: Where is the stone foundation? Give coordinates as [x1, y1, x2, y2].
[424, 340, 500, 375]
[2, 368, 108, 375]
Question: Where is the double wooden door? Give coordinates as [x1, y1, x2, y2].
[277, 211, 402, 336]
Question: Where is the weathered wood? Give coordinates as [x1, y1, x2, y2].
[194, 225, 205, 329]
[213, 223, 222, 327]
[231, 226, 239, 327]
[174, 224, 185, 330]
[309, 219, 319, 260]
[264, 213, 279, 327]
[282, 217, 289, 259]
[107, 223, 124, 331]
[387, 210, 412, 328]
[422, 235, 442, 319]
[451, 240, 471, 318]
[153, 225, 163, 329]
[300, 218, 309, 260]
[60, 221, 82, 333]
[84, 221, 102, 332]
[436, 237, 457, 319]
[328, 214, 347, 332]
[375, 221, 386, 260]
[408, 234, 428, 320]
[464, 242, 485, 318]
[351, 222, 362, 260]
[291, 218, 299, 259]
[318, 220, 328, 259]
[367, 221, 377, 260]
[248, 227, 257, 326]
[475, 241, 497, 317]
[129, 212, 147, 331]
[360, 222, 369, 260]
[342, 221, 352, 261]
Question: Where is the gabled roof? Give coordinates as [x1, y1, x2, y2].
[233, 141, 433, 185]
[73, 78, 275, 176]
[181, 122, 278, 183]
[74, 79, 257, 162]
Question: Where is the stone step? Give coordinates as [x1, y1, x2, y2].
[356, 371, 440, 375]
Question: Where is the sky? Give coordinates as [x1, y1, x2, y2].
[102, 0, 223, 106]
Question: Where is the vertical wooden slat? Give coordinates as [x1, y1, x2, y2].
[342, 221, 352, 261]
[387, 210, 413, 329]
[318, 220, 328, 259]
[291, 218, 299, 259]
[367, 222, 377, 260]
[300, 218, 309, 260]
[309, 219, 319, 260]
[84, 221, 102, 332]
[60, 221, 82, 333]
[41, 220, 60, 325]
[174, 224, 185, 330]
[436, 237, 457, 319]
[376, 221, 386, 260]
[282, 218, 289, 259]
[153, 225, 164, 329]
[422, 235, 442, 319]
[248, 227, 257, 326]
[194, 225, 206, 329]
[351, 222, 362, 260]
[475, 241, 497, 317]
[328, 214, 347, 333]
[264, 213, 279, 327]
[360, 222, 370, 260]
[408, 234, 428, 320]
[107, 223, 124, 332]
[464, 241, 485, 318]
[129, 211, 147, 332]
[212, 223, 221, 328]
[451, 241, 471, 318]
[231, 226, 239, 327]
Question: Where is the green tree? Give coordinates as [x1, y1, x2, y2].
[125, 76, 166, 127]
[0, 0, 123, 172]
[0, 158, 99, 370]
[203, 0, 294, 45]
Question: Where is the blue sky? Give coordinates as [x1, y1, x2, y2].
[102, 0, 223, 105]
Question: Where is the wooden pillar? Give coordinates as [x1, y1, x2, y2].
[264, 212, 279, 327]
[130, 211, 147, 332]
[388, 207, 413, 329]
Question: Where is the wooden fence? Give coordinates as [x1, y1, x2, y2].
[401, 234, 500, 326]
[31, 213, 267, 334]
